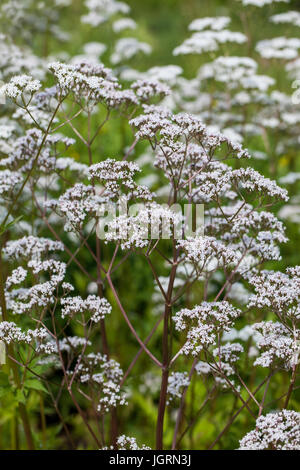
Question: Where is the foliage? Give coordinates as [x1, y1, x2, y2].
[0, 0, 299, 451]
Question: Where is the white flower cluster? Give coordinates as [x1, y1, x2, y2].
[226, 282, 251, 305]
[129, 105, 173, 140]
[88, 159, 147, 200]
[0, 169, 22, 196]
[256, 37, 300, 60]
[72, 352, 127, 413]
[0, 321, 55, 354]
[2, 128, 75, 174]
[196, 343, 243, 390]
[0, 75, 41, 100]
[173, 302, 241, 356]
[173, 17, 246, 56]
[198, 56, 274, 92]
[239, 410, 300, 450]
[121, 65, 182, 86]
[112, 18, 137, 33]
[252, 321, 299, 370]
[231, 168, 288, 201]
[1, 0, 299, 448]
[206, 204, 287, 262]
[167, 372, 190, 403]
[115, 435, 151, 450]
[55, 157, 89, 177]
[61, 295, 112, 323]
[271, 11, 300, 27]
[2, 237, 67, 318]
[59, 336, 91, 354]
[139, 371, 161, 395]
[248, 268, 300, 321]
[0, 34, 45, 81]
[6, 259, 66, 315]
[214, 342, 244, 363]
[3, 236, 64, 261]
[45, 183, 102, 232]
[103, 435, 151, 450]
[280, 172, 300, 185]
[189, 164, 288, 204]
[195, 361, 212, 375]
[131, 79, 170, 102]
[71, 42, 107, 65]
[111, 38, 152, 64]
[188, 17, 231, 32]
[5, 267, 27, 290]
[130, 108, 251, 167]
[48, 62, 137, 109]
[104, 202, 183, 250]
[0, 0, 71, 43]
[213, 343, 244, 390]
[238, 0, 289, 6]
[98, 380, 127, 412]
[81, 0, 130, 27]
[177, 236, 238, 271]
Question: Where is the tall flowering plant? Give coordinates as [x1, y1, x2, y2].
[0, 0, 299, 451]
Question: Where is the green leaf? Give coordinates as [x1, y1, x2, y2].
[24, 379, 48, 394]
[15, 389, 26, 405]
[0, 387, 9, 398]
[0, 371, 9, 385]
[0, 216, 23, 236]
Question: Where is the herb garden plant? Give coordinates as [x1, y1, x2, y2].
[0, 0, 299, 450]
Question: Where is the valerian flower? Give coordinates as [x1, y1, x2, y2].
[173, 301, 241, 356]
[239, 410, 300, 450]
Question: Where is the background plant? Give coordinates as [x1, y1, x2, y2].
[0, 0, 299, 451]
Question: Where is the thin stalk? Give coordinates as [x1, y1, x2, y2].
[172, 360, 197, 449]
[283, 364, 298, 409]
[156, 255, 178, 449]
